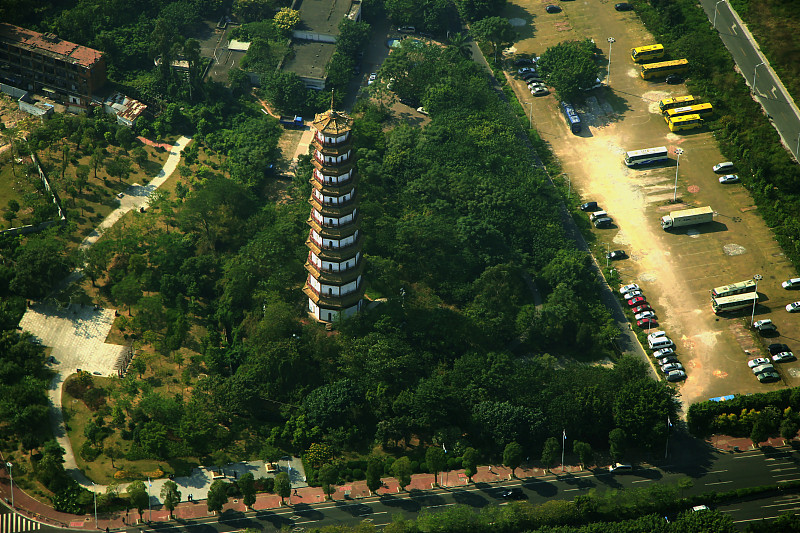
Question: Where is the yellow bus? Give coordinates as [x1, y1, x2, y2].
[711, 279, 757, 298]
[641, 59, 689, 80]
[658, 95, 696, 112]
[664, 103, 714, 120]
[630, 44, 665, 63]
[666, 114, 703, 132]
[712, 292, 758, 314]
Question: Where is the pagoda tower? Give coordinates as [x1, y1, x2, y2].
[302, 108, 365, 323]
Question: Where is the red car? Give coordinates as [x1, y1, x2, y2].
[637, 318, 659, 328]
[627, 296, 646, 306]
[632, 304, 652, 314]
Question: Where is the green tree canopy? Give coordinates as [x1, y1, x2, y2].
[538, 39, 601, 101]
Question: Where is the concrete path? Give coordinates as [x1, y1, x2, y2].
[80, 136, 191, 249]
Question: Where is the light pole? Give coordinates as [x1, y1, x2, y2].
[91, 481, 98, 529]
[525, 102, 533, 129]
[673, 148, 684, 203]
[607, 37, 615, 85]
[6, 462, 13, 508]
[750, 274, 762, 327]
[752, 61, 765, 91]
[606, 243, 610, 268]
[796, 132, 800, 161]
[563, 174, 571, 199]
[713, 0, 726, 29]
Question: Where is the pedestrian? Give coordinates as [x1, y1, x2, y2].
[293, 489, 298, 496]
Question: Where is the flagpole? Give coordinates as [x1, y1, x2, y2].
[665, 417, 671, 459]
[561, 429, 566, 472]
[148, 478, 152, 522]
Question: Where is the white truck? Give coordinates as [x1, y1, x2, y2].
[660, 206, 714, 230]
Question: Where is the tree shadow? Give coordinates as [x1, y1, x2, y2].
[333, 501, 373, 517]
[409, 489, 446, 507]
[503, 4, 537, 42]
[522, 480, 558, 497]
[254, 510, 293, 529]
[451, 489, 490, 507]
[378, 494, 421, 513]
[291, 503, 324, 521]
[218, 510, 260, 530]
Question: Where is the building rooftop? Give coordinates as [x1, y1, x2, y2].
[282, 40, 336, 82]
[0, 23, 103, 68]
[313, 109, 353, 135]
[296, 0, 359, 35]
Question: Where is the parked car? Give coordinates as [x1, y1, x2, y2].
[368, 72, 377, 85]
[518, 67, 537, 74]
[620, 284, 640, 295]
[782, 278, 800, 289]
[545, 4, 562, 12]
[748, 357, 771, 368]
[580, 78, 604, 91]
[772, 352, 796, 363]
[614, 2, 633, 10]
[647, 331, 667, 341]
[514, 58, 534, 66]
[531, 85, 550, 96]
[657, 355, 679, 366]
[633, 304, 652, 314]
[751, 363, 775, 375]
[757, 370, 780, 383]
[525, 76, 545, 84]
[652, 347, 674, 358]
[661, 362, 684, 373]
[609, 463, 633, 472]
[666, 370, 687, 382]
[753, 319, 777, 334]
[692, 505, 711, 513]
[580, 201, 599, 212]
[594, 217, 613, 228]
[786, 302, 800, 313]
[718, 174, 739, 184]
[607, 250, 628, 260]
[623, 290, 643, 300]
[500, 488, 526, 500]
[417, 107, 429, 115]
[637, 318, 658, 328]
[635, 310, 655, 320]
[713, 161, 734, 173]
[397, 26, 416, 33]
[665, 74, 684, 84]
[627, 296, 646, 306]
[769, 343, 791, 355]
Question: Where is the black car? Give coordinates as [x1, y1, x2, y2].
[769, 343, 791, 355]
[500, 488, 526, 500]
[665, 74, 684, 84]
[614, 2, 633, 10]
[545, 4, 562, 13]
[606, 250, 627, 260]
[522, 72, 541, 80]
[580, 201, 598, 211]
[514, 58, 534, 66]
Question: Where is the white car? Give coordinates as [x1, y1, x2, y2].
[786, 302, 800, 313]
[647, 330, 667, 341]
[752, 363, 775, 375]
[531, 85, 549, 96]
[623, 290, 643, 300]
[652, 348, 675, 358]
[773, 352, 796, 363]
[416, 106, 429, 115]
[713, 162, 734, 173]
[661, 362, 684, 373]
[657, 355, 679, 366]
[666, 369, 686, 382]
[718, 174, 739, 184]
[368, 72, 377, 85]
[747, 358, 771, 368]
[518, 67, 537, 74]
[620, 284, 640, 295]
[782, 278, 800, 289]
[635, 310, 655, 320]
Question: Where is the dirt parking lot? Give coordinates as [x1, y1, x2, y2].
[503, 0, 800, 405]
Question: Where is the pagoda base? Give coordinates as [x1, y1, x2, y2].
[308, 298, 363, 323]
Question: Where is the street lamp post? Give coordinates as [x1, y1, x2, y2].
[606, 243, 610, 268]
[6, 462, 13, 508]
[750, 274, 763, 327]
[753, 61, 766, 91]
[673, 148, 684, 203]
[563, 174, 571, 199]
[713, 0, 726, 29]
[91, 481, 98, 529]
[607, 37, 615, 85]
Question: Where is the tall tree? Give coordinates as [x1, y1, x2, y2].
[461, 448, 479, 482]
[426, 447, 447, 486]
[318, 464, 338, 500]
[503, 441, 523, 477]
[609, 428, 627, 461]
[274, 471, 291, 504]
[540, 438, 559, 472]
[470, 17, 516, 62]
[238, 472, 256, 509]
[366, 456, 383, 495]
[160, 481, 181, 518]
[127, 481, 149, 521]
[391, 457, 412, 491]
[206, 480, 228, 514]
[573, 441, 593, 469]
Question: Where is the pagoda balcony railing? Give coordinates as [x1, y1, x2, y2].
[305, 279, 362, 298]
[310, 213, 358, 229]
[312, 172, 354, 186]
[311, 193, 356, 208]
[307, 252, 360, 272]
[314, 133, 351, 146]
[308, 234, 361, 253]
[313, 153, 351, 167]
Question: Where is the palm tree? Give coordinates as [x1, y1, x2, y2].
[447, 32, 472, 60]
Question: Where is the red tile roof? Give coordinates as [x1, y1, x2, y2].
[0, 23, 103, 68]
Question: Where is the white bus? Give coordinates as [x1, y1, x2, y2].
[712, 293, 758, 314]
[624, 146, 669, 168]
[711, 279, 757, 299]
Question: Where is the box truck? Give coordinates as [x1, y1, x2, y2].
[660, 206, 713, 230]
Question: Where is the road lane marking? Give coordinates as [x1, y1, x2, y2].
[705, 481, 734, 486]
[762, 501, 800, 508]
[707, 469, 728, 474]
[771, 472, 800, 477]
[720, 508, 740, 513]
[632, 479, 653, 483]
[778, 478, 800, 483]
[564, 488, 587, 492]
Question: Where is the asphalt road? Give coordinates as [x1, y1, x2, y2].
[19, 439, 800, 533]
[699, 0, 800, 162]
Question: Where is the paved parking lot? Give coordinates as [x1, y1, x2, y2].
[504, 0, 800, 405]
